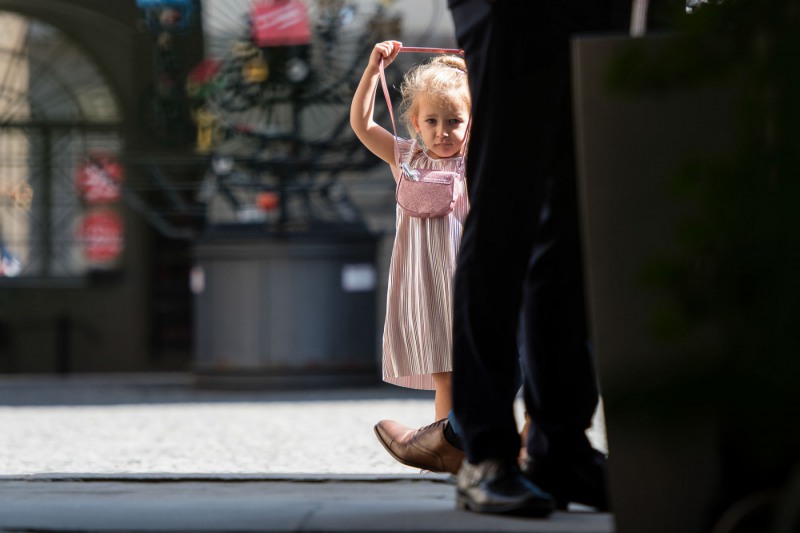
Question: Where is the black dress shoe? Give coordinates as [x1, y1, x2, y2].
[522, 449, 611, 511]
[456, 458, 555, 517]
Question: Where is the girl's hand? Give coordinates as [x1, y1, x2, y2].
[350, 40, 403, 167]
[369, 40, 402, 70]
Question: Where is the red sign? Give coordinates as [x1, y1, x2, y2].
[76, 152, 124, 204]
[251, 0, 311, 47]
[79, 209, 124, 264]
[256, 191, 280, 210]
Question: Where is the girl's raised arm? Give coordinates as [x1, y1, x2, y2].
[350, 40, 402, 167]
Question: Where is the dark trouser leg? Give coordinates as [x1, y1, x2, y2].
[450, 0, 547, 464]
[450, 0, 608, 465]
[520, 172, 599, 463]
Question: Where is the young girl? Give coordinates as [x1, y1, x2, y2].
[350, 40, 471, 422]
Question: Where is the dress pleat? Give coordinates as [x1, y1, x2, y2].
[382, 138, 469, 390]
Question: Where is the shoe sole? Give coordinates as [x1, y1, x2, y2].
[456, 491, 554, 518]
[529, 476, 610, 511]
[524, 452, 611, 511]
[372, 425, 453, 474]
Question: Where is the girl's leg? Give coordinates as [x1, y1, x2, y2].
[432, 371, 453, 421]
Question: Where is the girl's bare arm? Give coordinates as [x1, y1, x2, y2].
[350, 40, 402, 167]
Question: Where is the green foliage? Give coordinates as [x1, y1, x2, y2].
[606, 0, 800, 513]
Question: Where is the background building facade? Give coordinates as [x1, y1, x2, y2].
[0, 0, 456, 376]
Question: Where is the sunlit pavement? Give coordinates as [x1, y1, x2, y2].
[0, 373, 613, 532]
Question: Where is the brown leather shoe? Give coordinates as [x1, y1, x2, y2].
[374, 418, 465, 474]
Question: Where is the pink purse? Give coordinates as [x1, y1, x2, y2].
[379, 47, 469, 219]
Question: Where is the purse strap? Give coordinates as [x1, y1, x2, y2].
[378, 46, 470, 177]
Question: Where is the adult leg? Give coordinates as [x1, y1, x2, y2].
[449, 0, 556, 516]
[518, 173, 610, 511]
[520, 176, 599, 464]
[516, 0, 620, 511]
[451, 0, 554, 468]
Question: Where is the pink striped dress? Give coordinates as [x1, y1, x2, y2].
[382, 138, 470, 390]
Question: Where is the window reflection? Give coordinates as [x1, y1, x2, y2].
[0, 12, 121, 282]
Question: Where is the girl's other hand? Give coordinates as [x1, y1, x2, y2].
[370, 40, 402, 70]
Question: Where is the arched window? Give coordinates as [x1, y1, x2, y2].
[0, 12, 122, 283]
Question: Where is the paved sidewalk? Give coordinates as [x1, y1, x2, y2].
[0, 475, 613, 533]
[0, 374, 613, 532]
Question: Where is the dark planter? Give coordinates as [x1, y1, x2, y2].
[572, 33, 738, 532]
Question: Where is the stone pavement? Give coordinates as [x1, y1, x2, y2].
[0, 373, 613, 532]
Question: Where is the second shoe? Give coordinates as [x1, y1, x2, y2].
[457, 458, 555, 517]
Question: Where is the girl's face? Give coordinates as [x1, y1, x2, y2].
[411, 95, 470, 159]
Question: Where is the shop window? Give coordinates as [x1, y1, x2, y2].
[0, 12, 121, 284]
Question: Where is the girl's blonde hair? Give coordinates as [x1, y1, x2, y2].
[398, 55, 470, 145]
